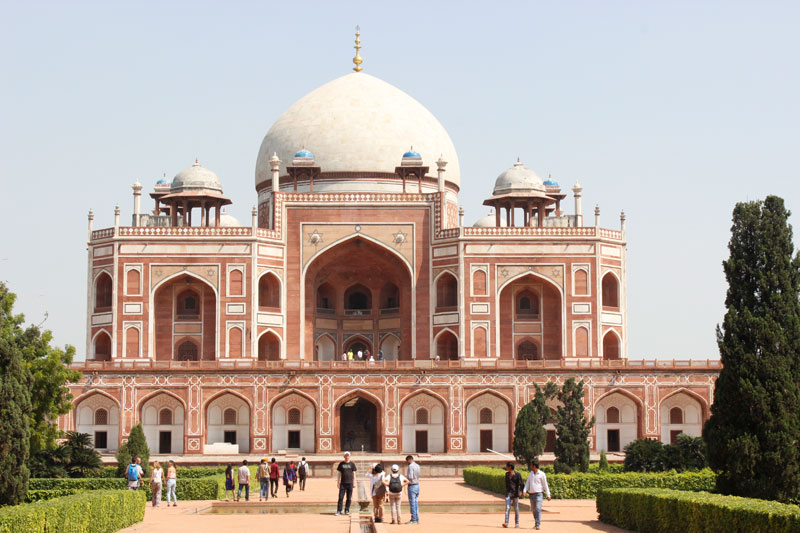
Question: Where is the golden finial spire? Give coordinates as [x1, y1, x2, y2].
[352, 25, 363, 72]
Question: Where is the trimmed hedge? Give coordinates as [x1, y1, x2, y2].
[0, 490, 145, 533]
[98, 465, 226, 478]
[24, 489, 80, 503]
[29, 477, 219, 501]
[463, 466, 715, 499]
[596, 488, 800, 533]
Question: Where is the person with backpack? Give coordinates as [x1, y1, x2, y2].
[126, 456, 143, 490]
[224, 463, 235, 501]
[370, 464, 387, 523]
[502, 462, 523, 528]
[269, 458, 280, 497]
[297, 457, 309, 491]
[382, 464, 409, 525]
[257, 459, 270, 501]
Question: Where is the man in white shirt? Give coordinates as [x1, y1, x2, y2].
[237, 459, 251, 501]
[523, 460, 551, 530]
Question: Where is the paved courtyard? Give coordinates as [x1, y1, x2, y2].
[120, 478, 628, 532]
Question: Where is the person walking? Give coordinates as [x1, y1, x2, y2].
[501, 462, 523, 528]
[370, 464, 387, 523]
[257, 459, 270, 501]
[406, 455, 421, 524]
[149, 461, 163, 507]
[523, 460, 551, 530]
[383, 464, 409, 525]
[335, 451, 357, 516]
[165, 460, 178, 507]
[224, 463, 235, 501]
[237, 459, 251, 502]
[283, 462, 296, 496]
[269, 458, 280, 497]
[126, 456, 143, 490]
[297, 457, 309, 491]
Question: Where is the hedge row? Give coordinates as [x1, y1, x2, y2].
[463, 466, 715, 499]
[98, 465, 226, 478]
[24, 489, 81, 503]
[0, 490, 145, 533]
[29, 477, 219, 501]
[596, 488, 800, 533]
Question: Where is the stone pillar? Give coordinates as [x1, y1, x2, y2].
[269, 153, 281, 230]
[620, 210, 626, 234]
[458, 207, 464, 227]
[87, 209, 94, 240]
[436, 156, 447, 193]
[595, 205, 601, 228]
[572, 182, 583, 226]
[200, 200, 206, 227]
[252, 206, 258, 231]
[494, 209, 500, 228]
[538, 204, 544, 227]
[114, 204, 120, 229]
[132, 181, 142, 226]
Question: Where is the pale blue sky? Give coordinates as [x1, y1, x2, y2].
[1, 1, 798, 360]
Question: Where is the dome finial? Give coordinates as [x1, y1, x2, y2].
[352, 26, 363, 72]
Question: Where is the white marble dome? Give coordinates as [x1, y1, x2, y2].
[172, 161, 223, 194]
[255, 73, 460, 189]
[473, 212, 506, 227]
[493, 159, 545, 196]
[218, 210, 241, 227]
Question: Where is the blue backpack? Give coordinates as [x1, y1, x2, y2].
[127, 464, 139, 481]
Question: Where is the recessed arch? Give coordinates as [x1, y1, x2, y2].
[344, 283, 372, 311]
[400, 390, 447, 453]
[602, 271, 620, 309]
[92, 329, 112, 361]
[334, 388, 384, 452]
[516, 337, 541, 360]
[433, 328, 459, 360]
[93, 271, 113, 311]
[257, 329, 282, 361]
[594, 389, 643, 452]
[658, 389, 708, 444]
[205, 391, 251, 453]
[434, 270, 458, 309]
[271, 391, 316, 452]
[302, 233, 414, 279]
[315, 333, 337, 362]
[343, 334, 373, 357]
[465, 390, 512, 453]
[74, 390, 120, 451]
[602, 330, 622, 360]
[258, 270, 281, 309]
[139, 391, 185, 454]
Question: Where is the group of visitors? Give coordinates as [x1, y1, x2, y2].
[502, 460, 551, 530]
[340, 349, 384, 362]
[335, 452, 420, 525]
[125, 456, 178, 508]
[225, 458, 310, 502]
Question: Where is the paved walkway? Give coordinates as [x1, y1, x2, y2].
[120, 478, 628, 532]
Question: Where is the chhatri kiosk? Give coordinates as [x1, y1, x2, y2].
[61, 33, 718, 460]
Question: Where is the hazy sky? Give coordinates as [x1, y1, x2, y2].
[1, 1, 798, 360]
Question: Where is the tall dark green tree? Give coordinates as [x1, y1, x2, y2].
[553, 378, 594, 473]
[116, 424, 150, 476]
[703, 196, 800, 503]
[0, 283, 33, 505]
[512, 382, 558, 465]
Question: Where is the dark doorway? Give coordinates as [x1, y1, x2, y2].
[479, 429, 493, 452]
[545, 430, 556, 453]
[224, 431, 237, 445]
[340, 397, 378, 451]
[670, 430, 683, 445]
[607, 429, 620, 452]
[159, 431, 172, 454]
[415, 430, 428, 453]
[288, 430, 301, 449]
[94, 431, 108, 449]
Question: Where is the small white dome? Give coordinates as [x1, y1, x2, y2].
[172, 161, 222, 194]
[218, 211, 241, 227]
[493, 159, 545, 196]
[473, 212, 506, 227]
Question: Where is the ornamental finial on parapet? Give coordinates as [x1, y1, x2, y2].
[353, 26, 363, 72]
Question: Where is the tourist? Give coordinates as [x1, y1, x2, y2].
[378, 350, 384, 361]
[257, 459, 270, 501]
[149, 461, 163, 507]
[283, 462, 296, 496]
[237, 459, 251, 502]
[341, 352, 347, 361]
[297, 457, 309, 490]
[126, 456, 143, 490]
[269, 457, 280, 497]
[370, 463, 387, 523]
[166, 460, 178, 507]
[502, 462, 523, 528]
[364, 349, 371, 360]
[357, 349, 363, 360]
[434, 355, 440, 362]
[383, 464, 409, 524]
[335, 451, 357, 515]
[406, 455, 421, 524]
[523, 460, 551, 530]
[347, 349, 354, 361]
[368, 354, 375, 363]
[224, 463, 235, 501]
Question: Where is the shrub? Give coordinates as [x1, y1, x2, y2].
[597, 488, 800, 533]
[0, 490, 145, 533]
[623, 438, 665, 472]
[624, 436, 708, 472]
[463, 466, 715, 499]
[28, 476, 220, 500]
[598, 450, 609, 471]
[24, 488, 80, 503]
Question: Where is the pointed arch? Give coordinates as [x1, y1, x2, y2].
[434, 270, 458, 309]
[433, 328, 459, 360]
[602, 329, 622, 360]
[93, 271, 113, 311]
[257, 329, 282, 361]
[315, 332, 337, 362]
[399, 389, 448, 453]
[303, 234, 414, 278]
[258, 270, 281, 309]
[658, 388, 709, 422]
[465, 389, 513, 453]
[335, 388, 383, 452]
[92, 329, 112, 361]
[602, 271, 620, 309]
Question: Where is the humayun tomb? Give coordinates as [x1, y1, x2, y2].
[59, 33, 720, 461]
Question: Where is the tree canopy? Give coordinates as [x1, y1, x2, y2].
[553, 378, 594, 473]
[512, 382, 557, 465]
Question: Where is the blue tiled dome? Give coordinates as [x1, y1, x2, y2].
[544, 178, 559, 186]
[403, 149, 421, 158]
[295, 148, 314, 158]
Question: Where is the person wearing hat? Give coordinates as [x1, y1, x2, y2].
[382, 463, 409, 525]
[336, 451, 358, 515]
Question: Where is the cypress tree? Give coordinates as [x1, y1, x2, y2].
[512, 382, 557, 465]
[553, 378, 594, 473]
[116, 424, 150, 476]
[0, 283, 33, 505]
[703, 195, 800, 503]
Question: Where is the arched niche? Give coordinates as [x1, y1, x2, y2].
[465, 393, 510, 453]
[140, 393, 185, 454]
[401, 393, 445, 453]
[206, 393, 250, 453]
[272, 394, 315, 452]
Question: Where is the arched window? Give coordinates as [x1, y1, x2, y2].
[606, 406, 620, 424]
[258, 332, 281, 361]
[288, 408, 301, 425]
[259, 273, 280, 309]
[415, 408, 429, 425]
[602, 273, 620, 308]
[472, 270, 487, 295]
[573, 268, 588, 296]
[436, 331, 459, 360]
[177, 340, 199, 361]
[517, 340, 539, 360]
[603, 332, 620, 360]
[344, 284, 371, 312]
[223, 408, 237, 425]
[94, 273, 113, 311]
[229, 269, 243, 296]
[479, 407, 493, 424]
[436, 273, 458, 309]
[516, 290, 540, 319]
[94, 331, 112, 361]
[94, 408, 108, 425]
[159, 408, 173, 425]
[126, 269, 141, 295]
[176, 289, 200, 319]
[669, 407, 683, 424]
[316, 282, 335, 312]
